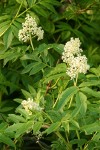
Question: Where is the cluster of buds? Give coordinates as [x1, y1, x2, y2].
[18, 14, 44, 42]
[21, 98, 42, 115]
[62, 37, 90, 79]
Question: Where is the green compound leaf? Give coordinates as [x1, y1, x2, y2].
[21, 61, 46, 75]
[81, 121, 100, 134]
[43, 63, 66, 83]
[0, 123, 8, 132]
[21, 63, 36, 74]
[16, 0, 28, 7]
[76, 92, 87, 115]
[33, 5, 49, 18]
[39, 1, 57, 14]
[15, 121, 33, 138]
[71, 92, 87, 118]
[43, 73, 66, 83]
[45, 122, 61, 135]
[43, 0, 60, 6]
[0, 133, 15, 147]
[92, 132, 100, 141]
[0, 20, 11, 37]
[21, 89, 32, 99]
[3, 28, 13, 49]
[29, 62, 46, 75]
[0, 15, 10, 21]
[55, 86, 78, 110]
[80, 87, 100, 98]
[5, 123, 25, 133]
[70, 119, 80, 129]
[8, 114, 26, 123]
[33, 121, 43, 134]
[79, 80, 100, 87]
[44, 63, 66, 77]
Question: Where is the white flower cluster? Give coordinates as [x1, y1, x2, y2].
[18, 14, 44, 42]
[21, 98, 42, 115]
[62, 37, 90, 79]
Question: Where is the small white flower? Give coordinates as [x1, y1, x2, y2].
[62, 37, 90, 79]
[18, 14, 44, 42]
[64, 37, 82, 54]
[66, 55, 90, 79]
[62, 51, 74, 64]
[62, 38, 83, 64]
[21, 98, 42, 115]
[35, 27, 44, 41]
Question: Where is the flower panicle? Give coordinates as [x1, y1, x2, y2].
[62, 37, 90, 80]
[18, 14, 44, 42]
[21, 98, 42, 115]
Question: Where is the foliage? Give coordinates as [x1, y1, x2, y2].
[0, 0, 100, 149]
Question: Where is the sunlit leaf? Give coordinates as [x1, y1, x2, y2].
[55, 86, 78, 110]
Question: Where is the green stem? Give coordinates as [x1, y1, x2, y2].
[83, 132, 97, 150]
[6, 1, 23, 34]
[73, 74, 78, 86]
[68, 96, 73, 109]
[30, 35, 34, 50]
[76, 130, 82, 150]
[65, 132, 69, 143]
[53, 96, 59, 108]
[16, 2, 40, 18]
[15, 1, 23, 18]
[51, 78, 60, 89]
[76, 130, 80, 140]
[36, 140, 46, 150]
[56, 131, 72, 150]
[17, 7, 31, 18]
[42, 111, 53, 123]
